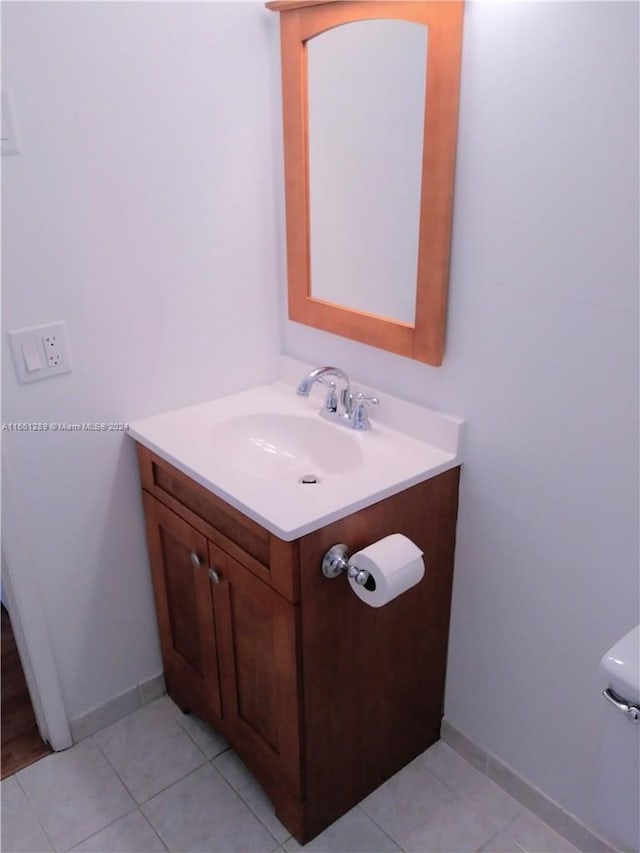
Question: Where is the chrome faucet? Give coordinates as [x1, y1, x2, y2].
[296, 366, 379, 430]
[296, 366, 352, 418]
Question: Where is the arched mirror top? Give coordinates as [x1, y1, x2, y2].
[267, 0, 464, 365]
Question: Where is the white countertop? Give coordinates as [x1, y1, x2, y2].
[129, 357, 465, 541]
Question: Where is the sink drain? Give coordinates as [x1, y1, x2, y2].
[299, 474, 320, 484]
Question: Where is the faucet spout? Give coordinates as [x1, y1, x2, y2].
[295, 365, 378, 430]
[296, 366, 350, 398]
[296, 366, 352, 418]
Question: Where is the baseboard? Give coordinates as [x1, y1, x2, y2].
[441, 719, 619, 853]
[69, 673, 166, 743]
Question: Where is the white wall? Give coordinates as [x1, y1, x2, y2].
[3, 0, 638, 840]
[2, 1, 283, 721]
[284, 0, 639, 834]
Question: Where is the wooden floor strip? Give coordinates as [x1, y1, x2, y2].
[1, 605, 51, 778]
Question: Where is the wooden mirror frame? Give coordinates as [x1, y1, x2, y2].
[267, 0, 464, 365]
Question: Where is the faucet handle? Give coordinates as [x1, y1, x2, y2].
[324, 381, 338, 413]
[352, 393, 379, 431]
[354, 392, 379, 405]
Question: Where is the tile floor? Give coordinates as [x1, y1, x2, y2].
[1, 696, 580, 853]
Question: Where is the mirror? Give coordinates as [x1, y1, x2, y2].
[267, 1, 464, 365]
[308, 19, 427, 324]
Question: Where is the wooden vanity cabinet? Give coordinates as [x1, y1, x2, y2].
[141, 494, 223, 724]
[136, 443, 460, 843]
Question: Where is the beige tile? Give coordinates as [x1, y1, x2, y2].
[505, 809, 580, 853]
[213, 749, 255, 791]
[138, 674, 166, 706]
[15, 739, 135, 852]
[70, 810, 165, 852]
[175, 707, 228, 759]
[214, 751, 289, 843]
[404, 798, 502, 853]
[423, 741, 522, 832]
[487, 757, 558, 824]
[70, 687, 141, 743]
[360, 754, 496, 852]
[443, 736, 613, 852]
[544, 811, 616, 853]
[479, 831, 527, 852]
[282, 806, 401, 852]
[1, 776, 52, 853]
[142, 763, 279, 852]
[441, 720, 489, 774]
[93, 696, 207, 803]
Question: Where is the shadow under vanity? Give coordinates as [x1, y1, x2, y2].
[130, 363, 463, 843]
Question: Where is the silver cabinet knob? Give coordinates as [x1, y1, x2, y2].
[190, 552, 201, 570]
[208, 567, 221, 585]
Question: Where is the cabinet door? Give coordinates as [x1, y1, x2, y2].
[208, 541, 302, 796]
[142, 494, 222, 719]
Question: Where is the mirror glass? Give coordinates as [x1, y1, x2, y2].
[307, 20, 428, 324]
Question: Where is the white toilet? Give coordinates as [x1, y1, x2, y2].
[593, 625, 640, 851]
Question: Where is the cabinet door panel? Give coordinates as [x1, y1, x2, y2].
[209, 542, 302, 795]
[143, 494, 222, 719]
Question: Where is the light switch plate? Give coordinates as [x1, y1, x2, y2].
[8, 322, 73, 384]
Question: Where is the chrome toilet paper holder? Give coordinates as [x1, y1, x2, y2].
[321, 543, 370, 586]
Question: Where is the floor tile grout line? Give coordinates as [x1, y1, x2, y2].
[356, 758, 526, 853]
[207, 758, 281, 848]
[344, 783, 406, 851]
[511, 833, 529, 853]
[88, 756, 281, 852]
[139, 760, 214, 810]
[221, 772, 288, 844]
[140, 767, 214, 852]
[89, 723, 211, 808]
[137, 807, 171, 853]
[13, 767, 61, 853]
[7, 714, 580, 853]
[115, 703, 525, 851]
[173, 715, 213, 760]
[172, 710, 231, 762]
[495, 815, 532, 853]
[442, 743, 591, 852]
[13, 741, 149, 852]
[62, 804, 140, 853]
[135, 762, 229, 851]
[163, 694, 233, 764]
[500, 813, 573, 853]
[434, 747, 591, 852]
[208, 751, 298, 848]
[126, 693, 216, 764]
[353, 803, 409, 852]
[474, 827, 529, 853]
[88, 732, 147, 806]
[418, 751, 526, 835]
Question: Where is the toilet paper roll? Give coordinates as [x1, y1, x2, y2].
[347, 533, 425, 608]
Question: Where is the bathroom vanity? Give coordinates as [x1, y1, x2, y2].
[131, 364, 463, 842]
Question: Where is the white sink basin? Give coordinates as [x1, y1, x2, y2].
[209, 413, 362, 481]
[129, 358, 464, 540]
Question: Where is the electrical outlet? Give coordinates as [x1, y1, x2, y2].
[8, 321, 72, 383]
[43, 332, 63, 367]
